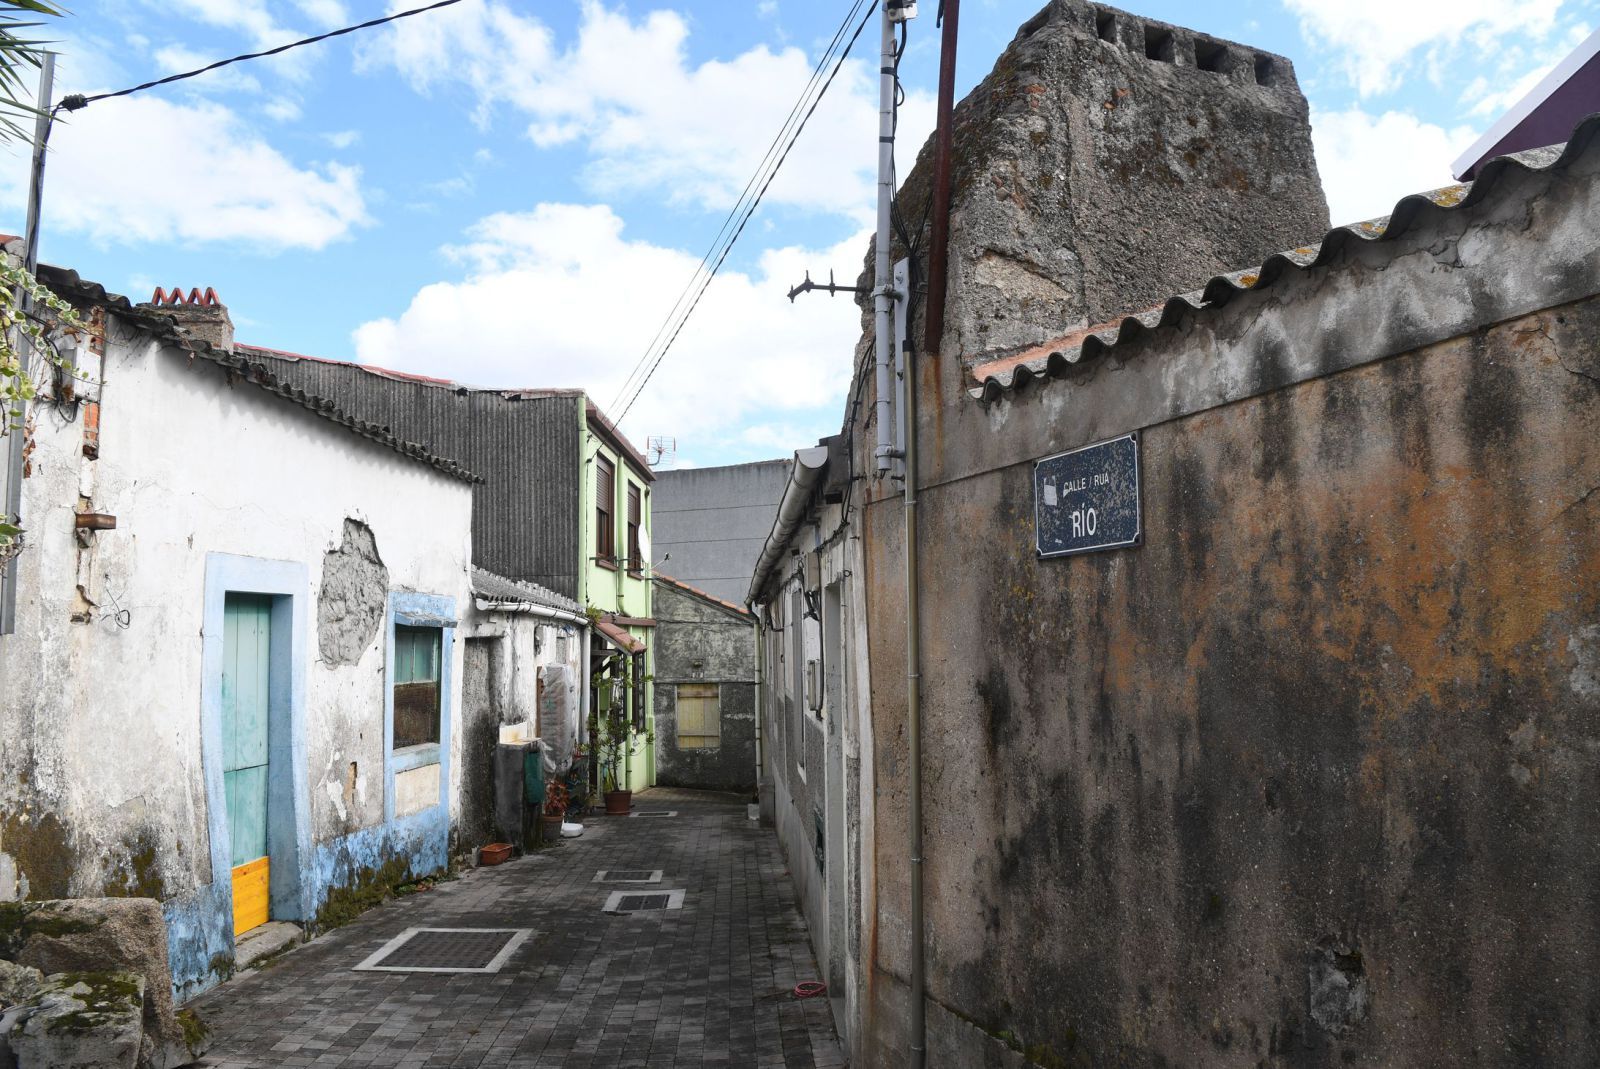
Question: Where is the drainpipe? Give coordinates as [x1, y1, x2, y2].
[905, 293, 925, 1069]
[922, 0, 960, 357]
[753, 616, 763, 796]
[872, 4, 897, 475]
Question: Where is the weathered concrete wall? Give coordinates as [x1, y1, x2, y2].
[0, 308, 474, 1001]
[652, 581, 756, 792]
[847, 80, 1600, 1069]
[865, 295, 1600, 1066]
[652, 461, 790, 605]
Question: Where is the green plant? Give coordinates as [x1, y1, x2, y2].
[0, 2, 64, 145]
[0, 257, 85, 556]
[587, 653, 653, 793]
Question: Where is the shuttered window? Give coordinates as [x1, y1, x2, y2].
[595, 454, 616, 563]
[627, 484, 642, 574]
[676, 683, 720, 749]
[394, 626, 441, 749]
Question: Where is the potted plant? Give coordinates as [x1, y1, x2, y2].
[541, 781, 568, 843]
[588, 654, 654, 815]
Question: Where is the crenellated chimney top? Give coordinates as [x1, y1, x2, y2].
[139, 285, 234, 353]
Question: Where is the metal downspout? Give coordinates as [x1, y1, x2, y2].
[905, 293, 925, 1068]
[872, 4, 897, 475]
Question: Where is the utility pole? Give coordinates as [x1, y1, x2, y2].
[2, 53, 56, 635]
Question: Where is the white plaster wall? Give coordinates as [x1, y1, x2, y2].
[0, 312, 473, 901]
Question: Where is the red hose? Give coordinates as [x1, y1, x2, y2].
[794, 981, 827, 999]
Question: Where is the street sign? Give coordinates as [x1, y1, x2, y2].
[1034, 433, 1141, 558]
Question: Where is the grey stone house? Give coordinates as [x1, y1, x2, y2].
[650, 574, 757, 793]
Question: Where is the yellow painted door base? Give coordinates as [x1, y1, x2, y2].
[231, 856, 269, 937]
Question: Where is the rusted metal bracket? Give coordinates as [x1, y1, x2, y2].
[786, 269, 865, 303]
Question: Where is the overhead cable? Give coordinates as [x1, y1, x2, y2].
[57, 0, 463, 112]
[609, 0, 871, 413]
[610, 1, 879, 423]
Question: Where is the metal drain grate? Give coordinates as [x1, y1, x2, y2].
[603, 888, 685, 913]
[594, 869, 664, 883]
[628, 810, 678, 818]
[353, 928, 532, 973]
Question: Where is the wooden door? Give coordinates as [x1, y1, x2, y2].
[223, 593, 272, 937]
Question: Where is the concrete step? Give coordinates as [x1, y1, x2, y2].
[234, 922, 302, 972]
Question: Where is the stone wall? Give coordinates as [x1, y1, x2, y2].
[652, 581, 757, 792]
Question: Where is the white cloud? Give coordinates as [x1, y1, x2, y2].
[323, 130, 361, 149]
[1310, 107, 1477, 225]
[2, 95, 368, 250]
[352, 203, 864, 459]
[294, 0, 349, 27]
[152, 45, 263, 94]
[157, 0, 320, 80]
[263, 97, 303, 122]
[1284, 0, 1563, 97]
[362, 0, 933, 221]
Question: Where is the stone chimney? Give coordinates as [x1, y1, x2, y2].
[139, 286, 234, 353]
[887, 0, 1331, 365]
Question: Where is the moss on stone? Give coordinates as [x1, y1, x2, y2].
[206, 951, 235, 985]
[312, 856, 416, 932]
[176, 1007, 210, 1052]
[101, 830, 166, 901]
[42, 971, 143, 1035]
[0, 811, 74, 900]
[0, 902, 104, 959]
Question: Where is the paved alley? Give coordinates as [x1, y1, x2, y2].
[191, 790, 843, 1068]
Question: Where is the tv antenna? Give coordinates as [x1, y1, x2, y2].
[647, 436, 677, 468]
[786, 268, 865, 303]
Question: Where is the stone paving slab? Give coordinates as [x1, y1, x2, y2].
[191, 789, 843, 1068]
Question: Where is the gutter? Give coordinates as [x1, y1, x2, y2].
[747, 445, 830, 604]
[473, 597, 588, 627]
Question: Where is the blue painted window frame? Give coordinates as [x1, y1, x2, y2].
[384, 592, 457, 821]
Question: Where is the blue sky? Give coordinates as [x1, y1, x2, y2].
[2, 0, 1595, 467]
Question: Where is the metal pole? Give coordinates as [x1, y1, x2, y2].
[905, 269, 925, 1069]
[922, 0, 959, 355]
[2, 53, 55, 635]
[872, 5, 896, 475]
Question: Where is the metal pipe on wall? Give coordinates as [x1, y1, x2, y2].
[872, 4, 897, 474]
[905, 297, 925, 1068]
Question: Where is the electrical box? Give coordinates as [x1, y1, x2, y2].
[805, 659, 822, 713]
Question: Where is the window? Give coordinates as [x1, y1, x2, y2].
[676, 683, 720, 749]
[626, 484, 642, 574]
[595, 454, 616, 564]
[393, 626, 441, 749]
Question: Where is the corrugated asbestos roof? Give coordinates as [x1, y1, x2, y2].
[36, 266, 482, 484]
[653, 571, 754, 619]
[472, 566, 583, 616]
[969, 118, 1600, 401]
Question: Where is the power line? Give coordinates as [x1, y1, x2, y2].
[57, 0, 463, 113]
[608, 0, 868, 414]
[610, 0, 878, 424]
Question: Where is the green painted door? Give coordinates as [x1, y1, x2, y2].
[222, 594, 272, 934]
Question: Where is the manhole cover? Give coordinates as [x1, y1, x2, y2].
[603, 889, 685, 913]
[594, 869, 663, 883]
[353, 928, 531, 973]
[628, 811, 678, 818]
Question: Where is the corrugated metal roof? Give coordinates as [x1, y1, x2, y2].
[37, 266, 481, 484]
[472, 567, 583, 616]
[969, 122, 1598, 401]
[245, 347, 585, 597]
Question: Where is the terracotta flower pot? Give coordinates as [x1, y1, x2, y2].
[540, 813, 564, 841]
[479, 842, 513, 865]
[604, 790, 632, 815]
